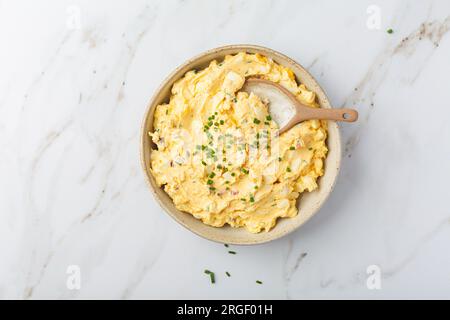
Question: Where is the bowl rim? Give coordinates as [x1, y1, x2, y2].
[140, 44, 341, 245]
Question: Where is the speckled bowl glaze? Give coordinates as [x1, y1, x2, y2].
[140, 45, 341, 245]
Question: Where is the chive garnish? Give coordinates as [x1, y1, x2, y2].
[240, 168, 249, 174]
[249, 195, 255, 203]
[253, 118, 261, 124]
[220, 120, 224, 125]
[209, 172, 216, 178]
[278, 157, 282, 161]
[228, 251, 236, 255]
[207, 179, 214, 185]
[231, 172, 236, 177]
[202, 161, 207, 166]
[290, 146, 295, 150]
[286, 167, 292, 172]
[226, 272, 231, 277]
[387, 28, 393, 34]
[266, 115, 272, 121]
[256, 280, 263, 284]
[224, 244, 229, 247]
[204, 270, 215, 284]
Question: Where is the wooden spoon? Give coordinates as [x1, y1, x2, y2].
[243, 78, 358, 135]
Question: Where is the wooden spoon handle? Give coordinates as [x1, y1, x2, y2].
[296, 106, 358, 122]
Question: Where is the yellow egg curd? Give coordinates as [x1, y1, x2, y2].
[149, 52, 328, 233]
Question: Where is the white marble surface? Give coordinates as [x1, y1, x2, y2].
[1, 0, 450, 299]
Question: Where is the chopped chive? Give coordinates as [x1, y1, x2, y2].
[254, 186, 258, 189]
[224, 244, 229, 247]
[226, 272, 231, 277]
[233, 98, 237, 103]
[266, 115, 272, 121]
[231, 172, 236, 177]
[207, 179, 214, 185]
[289, 146, 295, 150]
[308, 147, 313, 151]
[209, 186, 216, 191]
[204, 270, 215, 284]
[209, 172, 216, 178]
[228, 251, 236, 255]
[278, 157, 282, 162]
[286, 167, 292, 172]
[387, 28, 394, 34]
[256, 280, 263, 284]
[202, 161, 207, 166]
[253, 118, 261, 124]
[225, 181, 230, 184]
[220, 120, 224, 125]
[264, 121, 270, 125]
[249, 195, 255, 203]
[240, 168, 249, 174]
[208, 121, 213, 127]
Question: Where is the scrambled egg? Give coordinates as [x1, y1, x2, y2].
[150, 52, 328, 233]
